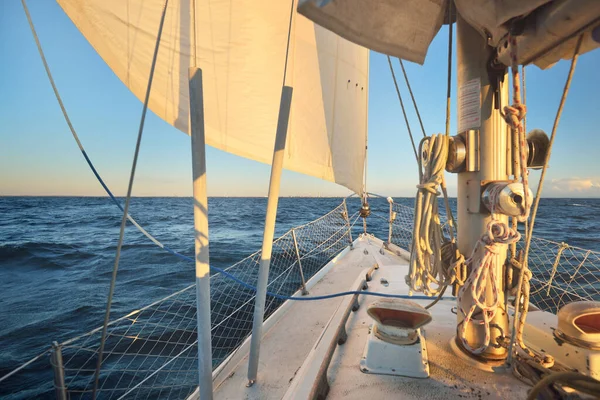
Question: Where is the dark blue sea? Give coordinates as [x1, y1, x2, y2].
[1, 196, 599, 398]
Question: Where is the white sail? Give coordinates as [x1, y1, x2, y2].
[57, 0, 369, 194]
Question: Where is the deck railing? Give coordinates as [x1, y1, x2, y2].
[522, 237, 600, 314]
[3, 197, 599, 398]
[385, 200, 600, 314]
[1, 200, 358, 399]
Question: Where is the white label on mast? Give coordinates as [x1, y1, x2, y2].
[458, 78, 481, 133]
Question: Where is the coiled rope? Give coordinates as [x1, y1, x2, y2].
[407, 6, 462, 302]
[526, 371, 600, 400]
[409, 134, 456, 295]
[457, 218, 521, 354]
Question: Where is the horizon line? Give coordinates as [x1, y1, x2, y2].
[2, 195, 600, 199]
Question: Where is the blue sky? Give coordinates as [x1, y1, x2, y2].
[1, 1, 599, 197]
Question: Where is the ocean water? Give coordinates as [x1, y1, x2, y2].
[1, 196, 599, 398]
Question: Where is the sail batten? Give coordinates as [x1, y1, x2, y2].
[57, 0, 369, 194]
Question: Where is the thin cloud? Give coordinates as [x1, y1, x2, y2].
[549, 177, 600, 193]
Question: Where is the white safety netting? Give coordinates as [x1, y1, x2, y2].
[387, 201, 600, 315]
[1, 201, 357, 399]
[5, 199, 599, 399]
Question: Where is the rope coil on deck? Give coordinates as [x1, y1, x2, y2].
[457, 217, 520, 354]
[457, 178, 520, 354]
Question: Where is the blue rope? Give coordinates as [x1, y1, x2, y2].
[80, 147, 447, 302]
[80, 136, 445, 302]
[82, 150, 123, 211]
[151, 226, 438, 301]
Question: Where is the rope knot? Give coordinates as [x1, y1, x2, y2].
[457, 219, 520, 354]
[484, 242, 500, 254]
[485, 220, 521, 246]
[409, 134, 455, 297]
[416, 181, 440, 195]
[503, 103, 527, 130]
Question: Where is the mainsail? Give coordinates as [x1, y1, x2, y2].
[57, 0, 369, 194]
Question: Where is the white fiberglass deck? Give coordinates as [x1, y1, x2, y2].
[209, 235, 529, 399]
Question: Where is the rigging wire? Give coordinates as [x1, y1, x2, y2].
[19, 7, 461, 394]
[90, 1, 171, 397]
[439, 0, 458, 259]
[21, 2, 441, 309]
[21, 0, 83, 151]
[398, 59, 426, 138]
[508, 34, 584, 361]
[387, 55, 418, 161]
[21, 0, 170, 251]
[413, 2, 460, 308]
[363, 35, 370, 197]
[281, 0, 296, 86]
[444, 0, 453, 140]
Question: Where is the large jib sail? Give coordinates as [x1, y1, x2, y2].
[57, 0, 369, 194]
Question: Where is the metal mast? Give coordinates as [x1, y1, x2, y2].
[454, 13, 510, 361]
